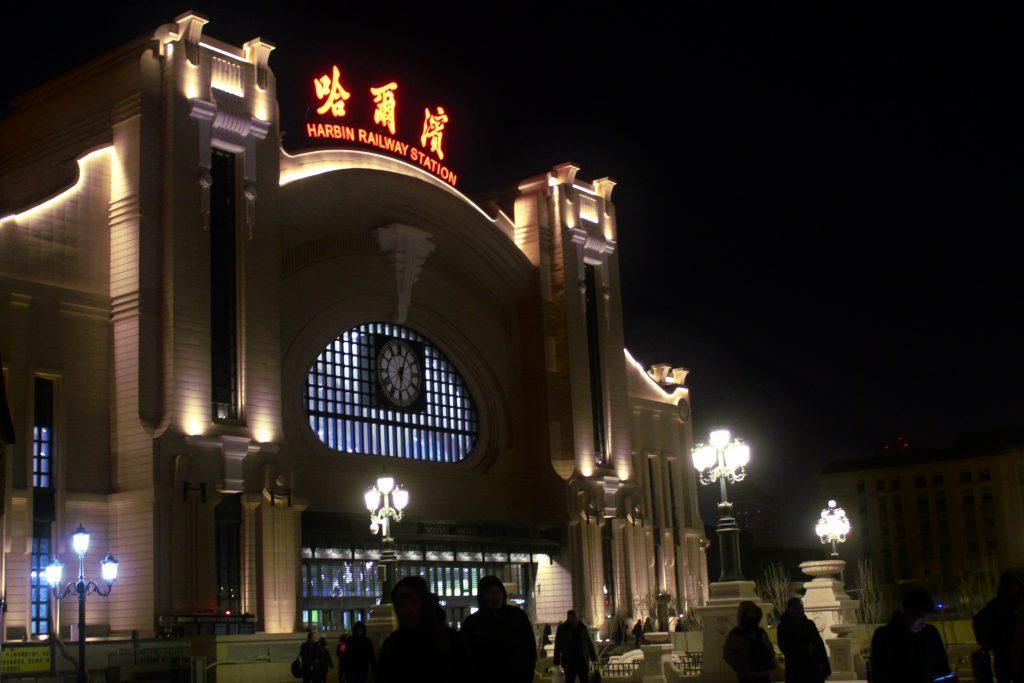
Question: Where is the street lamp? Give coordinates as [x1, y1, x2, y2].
[365, 472, 409, 603]
[46, 525, 119, 683]
[691, 428, 750, 582]
[815, 499, 851, 558]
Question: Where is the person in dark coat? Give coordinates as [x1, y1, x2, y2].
[377, 575, 468, 683]
[553, 610, 597, 683]
[340, 621, 376, 683]
[335, 632, 347, 683]
[539, 623, 553, 657]
[460, 575, 536, 682]
[299, 630, 319, 683]
[870, 588, 952, 683]
[723, 601, 776, 683]
[632, 618, 644, 648]
[974, 568, 1024, 683]
[777, 597, 830, 683]
[314, 637, 333, 683]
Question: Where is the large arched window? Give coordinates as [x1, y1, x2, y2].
[306, 322, 478, 462]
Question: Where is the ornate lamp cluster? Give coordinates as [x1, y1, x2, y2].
[364, 471, 409, 605]
[364, 472, 409, 539]
[46, 525, 119, 683]
[691, 428, 750, 485]
[815, 499, 851, 558]
[691, 428, 751, 582]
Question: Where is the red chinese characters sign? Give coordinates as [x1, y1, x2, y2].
[306, 65, 458, 187]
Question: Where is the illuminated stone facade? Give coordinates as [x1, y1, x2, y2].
[0, 13, 707, 641]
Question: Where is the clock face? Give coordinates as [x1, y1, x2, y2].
[376, 339, 423, 408]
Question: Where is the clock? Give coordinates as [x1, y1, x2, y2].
[376, 338, 424, 408]
[676, 399, 690, 423]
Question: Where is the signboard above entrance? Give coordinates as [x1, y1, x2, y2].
[305, 65, 458, 187]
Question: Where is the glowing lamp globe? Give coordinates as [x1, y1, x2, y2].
[72, 525, 90, 556]
[100, 553, 119, 582]
[364, 489, 381, 512]
[45, 559, 64, 588]
[393, 488, 409, 510]
[709, 429, 731, 449]
[691, 444, 717, 472]
[725, 441, 750, 469]
[376, 475, 395, 495]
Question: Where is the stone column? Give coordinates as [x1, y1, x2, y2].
[259, 492, 306, 634]
[640, 632, 674, 683]
[799, 559, 859, 639]
[695, 581, 771, 683]
[798, 559, 864, 680]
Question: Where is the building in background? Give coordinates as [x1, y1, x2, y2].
[0, 13, 707, 643]
[820, 431, 1024, 584]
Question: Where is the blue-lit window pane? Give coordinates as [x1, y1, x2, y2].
[33, 379, 55, 489]
[305, 323, 477, 462]
[30, 522, 51, 636]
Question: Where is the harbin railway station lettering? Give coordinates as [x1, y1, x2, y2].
[306, 65, 458, 187]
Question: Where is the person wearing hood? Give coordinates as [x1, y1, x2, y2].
[870, 588, 952, 683]
[340, 621, 376, 683]
[974, 568, 1024, 683]
[777, 597, 830, 683]
[723, 600, 776, 683]
[460, 574, 537, 683]
[377, 575, 469, 683]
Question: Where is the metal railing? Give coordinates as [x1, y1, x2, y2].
[601, 661, 640, 676]
[671, 651, 703, 675]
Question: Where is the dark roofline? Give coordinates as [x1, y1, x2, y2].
[822, 429, 1024, 475]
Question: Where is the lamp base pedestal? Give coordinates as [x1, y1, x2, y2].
[366, 602, 396, 655]
[695, 581, 772, 683]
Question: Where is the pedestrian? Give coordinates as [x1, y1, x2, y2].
[553, 609, 597, 683]
[539, 623, 553, 657]
[461, 574, 537, 682]
[643, 616, 653, 634]
[777, 597, 829, 683]
[340, 621, 376, 683]
[299, 630, 319, 683]
[632, 618, 644, 649]
[723, 600, 776, 683]
[674, 616, 685, 633]
[314, 637, 333, 683]
[377, 575, 468, 683]
[973, 568, 1024, 683]
[335, 632, 346, 683]
[870, 588, 953, 683]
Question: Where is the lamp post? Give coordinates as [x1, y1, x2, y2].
[815, 499, 851, 559]
[691, 428, 750, 582]
[46, 525, 118, 683]
[364, 472, 409, 604]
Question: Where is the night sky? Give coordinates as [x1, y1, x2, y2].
[4, 5, 1021, 540]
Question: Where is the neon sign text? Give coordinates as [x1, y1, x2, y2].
[306, 64, 458, 186]
[313, 66, 351, 117]
[305, 123, 458, 186]
[420, 107, 448, 160]
[371, 82, 399, 135]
